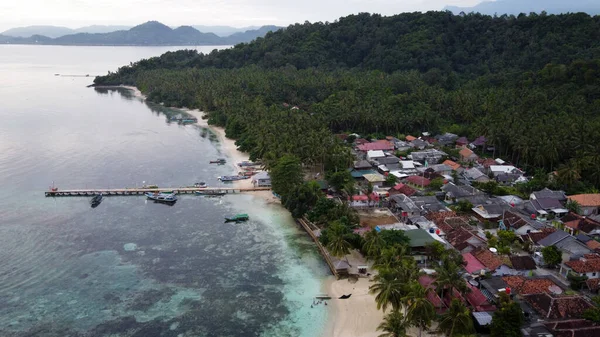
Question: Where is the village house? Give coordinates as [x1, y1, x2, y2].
[435, 133, 459, 146]
[531, 188, 567, 203]
[411, 196, 449, 213]
[405, 135, 417, 142]
[410, 138, 430, 150]
[427, 212, 487, 253]
[366, 150, 386, 161]
[463, 167, 490, 183]
[350, 194, 379, 208]
[537, 230, 592, 263]
[523, 197, 569, 221]
[562, 212, 600, 237]
[409, 149, 447, 164]
[405, 175, 431, 189]
[459, 148, 478, 162]
[495, 173, 526, 186]
[509, 255, 537, 274]
[419, 163, 453, 176]
[469, 136, 487, 149]
[502, 275, 565, 295]
[443, 159, 462, 172]
[456, 136, 469, 148]
[471, 203, 505, 222]
[441, 182, 483, 203]
[387, 183, 417, 197]
[362, 173, 386, 187]
[489, 165, 524, 177]
[353, 159, 373, 170]
[568, 194, 600, 216]
[501, 210, 546, 235]
[560, 254, 600, 279]
[544, 320, 600, 337]
[472, 249, 515, 276]
[404, 229, 437, 264]
[389, 194, 421, 218]
[522, 293, 594, 320]
[251, 171, 271, 187]
[357, 139, 394, 152]
[463, 252, 487, 274]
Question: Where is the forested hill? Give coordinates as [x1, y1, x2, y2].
[97, 11, 600, 79]
[94, 11, 600, 194]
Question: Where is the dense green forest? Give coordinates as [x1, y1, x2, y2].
[95, 11, 600, 193]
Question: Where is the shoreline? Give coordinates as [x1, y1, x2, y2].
[118, 85, 383, 337]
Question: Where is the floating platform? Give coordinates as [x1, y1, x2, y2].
[45, 187, 270, 197]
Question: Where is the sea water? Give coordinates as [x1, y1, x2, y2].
[0, 45, 330, 336]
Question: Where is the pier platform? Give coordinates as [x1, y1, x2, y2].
[45, 187, 271, 197]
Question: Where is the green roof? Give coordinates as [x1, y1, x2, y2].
[404, 229, 435, 248]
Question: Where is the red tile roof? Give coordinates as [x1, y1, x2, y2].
[587, 240, 600, 250]
[463, 253, 486, 273]
[460, 148, 476, 158]
[406, 135, 417, 141]
[406, 175, 431, 187]
[524, 294, 593, 320]
[561, 213, 600, 234]
[568, 194, 600, 207]
[565, 258, 600, 273]
[390, 183, 417, 196]
[357, 140, 394, 152]
[443, 160, 461, 171]
[545, 319, 600, 337]
[472, 249, 504, 271]
[502, 276, 562, 295]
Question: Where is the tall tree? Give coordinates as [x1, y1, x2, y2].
[402, 282, 436, 337]
[363, 229, 386, 260]
[270, 154, 303, 197]
[377, 310, 409, 337]
[433, 260, 469, 310]
[369, 268, 405, 312]
[490, 292, 524, 337]
[326, 220, 352, 262]
[437, 299, 475, 337]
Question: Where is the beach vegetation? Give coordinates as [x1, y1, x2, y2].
[437, 299, 475, 337]
[402, 281, 436, 337]
[377, 309, 408, 337]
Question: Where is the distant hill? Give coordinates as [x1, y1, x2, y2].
[1, 25, 132, 38]
[444, 0, 600, 16]
[0, 21, 280, 46]
[192, 25, 260, 37]
[2, 25, 76, 38]
[224, 25, 282, 44]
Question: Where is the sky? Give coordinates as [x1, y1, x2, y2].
[0, 0, 484, 31]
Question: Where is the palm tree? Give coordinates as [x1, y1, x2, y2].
[369, 268, 405, 312]
[377, 310, 409, 337]
[363, 229, 386, 260]
[565, 199, 582, 214]
[402, 281, 436, 337]
[433, 260, 468, 310]
[326, 221, 352, 265]
[372, 245, 409, 271]
[437, 299, 475, 337]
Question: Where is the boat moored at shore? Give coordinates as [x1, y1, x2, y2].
[145, 192, 177, 203]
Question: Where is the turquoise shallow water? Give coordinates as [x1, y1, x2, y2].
[0, 45, 330, 336]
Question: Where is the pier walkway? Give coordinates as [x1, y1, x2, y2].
[45, 187, 271, 197]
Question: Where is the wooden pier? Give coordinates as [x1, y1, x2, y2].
[45, 187, 271, 197]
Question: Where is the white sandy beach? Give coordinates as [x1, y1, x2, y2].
[324, 276, 384, 337]
[122, 85, 385, 336]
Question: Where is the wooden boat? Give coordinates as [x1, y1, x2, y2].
[194, 182, 208, 188]
[90, 193, 103, 207]
[209, 158, 226, 164]
[145, 192, 177, 203]
[315, 295, 332, 300]
[225, 214, 249, 222]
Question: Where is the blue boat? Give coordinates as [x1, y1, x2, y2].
[145, 192, 177, 203]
